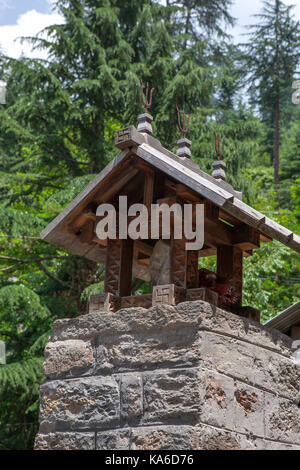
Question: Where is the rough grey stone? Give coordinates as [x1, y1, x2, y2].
[51, 304, 201, 342]
[143, 369, 200, 424]
[264, 393, 300, 444]
[199, 370, 237, 430]
[94, 327, 199, 374]
[43, 339, 94, 379]
[149, 240, 172, 285]
[34, 432, 94, 450]
[232, 384, 265, 436]
[120, 375, 143, 424]
[131, 425, 194, 450]
[35, 301, 300, 450]
[198, 331, 297, 400]
[96, 429, 131, 450]
[176, 301, 293, 356]
[191, 426, 255, 450]
[251, 438, 300, 450]
[39, 377, 120, 432]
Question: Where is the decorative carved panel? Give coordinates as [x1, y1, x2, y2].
[88, 293, 120, 313]
[152, 284, 186, 306]
[120, 294, 152, 309]
[186, 287, 218, 306]
[186, 250, 199, 289]
[105, 239, 121, 296]
[171, 238, 187, 288]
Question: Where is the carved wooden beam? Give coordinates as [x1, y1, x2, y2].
[71, 208, 97, 232]
[88, 293, 120, 313]
[232, 225, 260, 250]
[217, 246, 243, 307]
[176, 183, 201, 202]
[119, 238, 134, 297]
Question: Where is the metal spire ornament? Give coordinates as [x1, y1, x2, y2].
[141, 80, 154, 113]
[176, 106, 191, 159]
[137, 80, 155, 135]
[212, 133, 226, 181]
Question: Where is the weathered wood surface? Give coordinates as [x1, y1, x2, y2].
[222, 198, 300, 252]
[41, 149, 130, 241]
[119, 239, 134, 297]
[120, 294, 152, 309]
[137, 144, 235, 208]
[232, 225, 260, 251]
[217, 246, 243, 307]
[230, 305, 260, 323]
[287, 233, 300, 252]
[149, 240, 172, 286]
[88, 293, 120, 313]
[186, 287, 218, 305]
[186, 250, 199, 289]
[88, 287, 220, 313]
[104, 239, 122, 296]
[152, 284, 186, 306]
[41, 137, 300, 262]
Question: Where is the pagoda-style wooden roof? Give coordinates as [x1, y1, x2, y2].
[41, 125, 300, 280]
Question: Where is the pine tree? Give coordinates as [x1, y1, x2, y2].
[279, 105, 300, 204]
[242, 0, 300, 191]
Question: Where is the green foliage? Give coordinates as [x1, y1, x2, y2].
[242, 0, 300, 184]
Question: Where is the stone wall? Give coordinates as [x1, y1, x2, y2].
[35, 301, 300, 450]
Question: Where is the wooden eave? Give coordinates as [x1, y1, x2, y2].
[41, 134, 300, 262]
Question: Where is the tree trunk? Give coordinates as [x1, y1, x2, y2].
[184, 4, 191, 50]
[274, 97, 280, 188]
[274, 0, 280, 198]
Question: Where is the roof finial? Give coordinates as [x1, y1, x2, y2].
[137, 80, 155, 135]
[176, 106, 191, 159]
[212, 132, 226, 180]
[176, 105, 191, 139]
[141, 80, 154, 113]
[214, 132, 225, 160]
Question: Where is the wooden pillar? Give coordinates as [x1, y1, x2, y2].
[171, 238, 198, 289]
[186, 250, 199, 289]
[217, 246, 243, 306]
[119, 238, 133, 296]
[171, 237, 186, 288]
[143, 168, 155, 212]
[105, 238, 133, 297]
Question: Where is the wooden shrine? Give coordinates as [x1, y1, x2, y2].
[41, 92, 300, 325]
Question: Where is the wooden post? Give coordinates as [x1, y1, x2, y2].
[105, 238, 133, 297]
[171, 237, 186, 288]
[119, 238, 134, 296]
[186, 250, 199, 289]
[143, 168, 155, 213]
[217, 246, 243, 306]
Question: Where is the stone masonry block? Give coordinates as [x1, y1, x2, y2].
[39, 377, 120, 432]
[143, 369, 200, 425]
[176, 301, 293, 356]
[199, 370, 264, 436]
[34, 432, 95, 450]
[43, 339, 94, 379]
[191, 425, 255, 450]
[96, 429, 131, 450]
[198, 330, 299, 401]
[232, 384, 264, 436]
[131, 425, 194, 450]
[95, 327, 200, 374]
[199, 370, 236, 430]
[36, 301, 300, 450]
[264, 393, 300, 444]
[120, 374, 143, 424]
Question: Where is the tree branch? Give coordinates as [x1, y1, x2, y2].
[36, 261, 70, 287]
